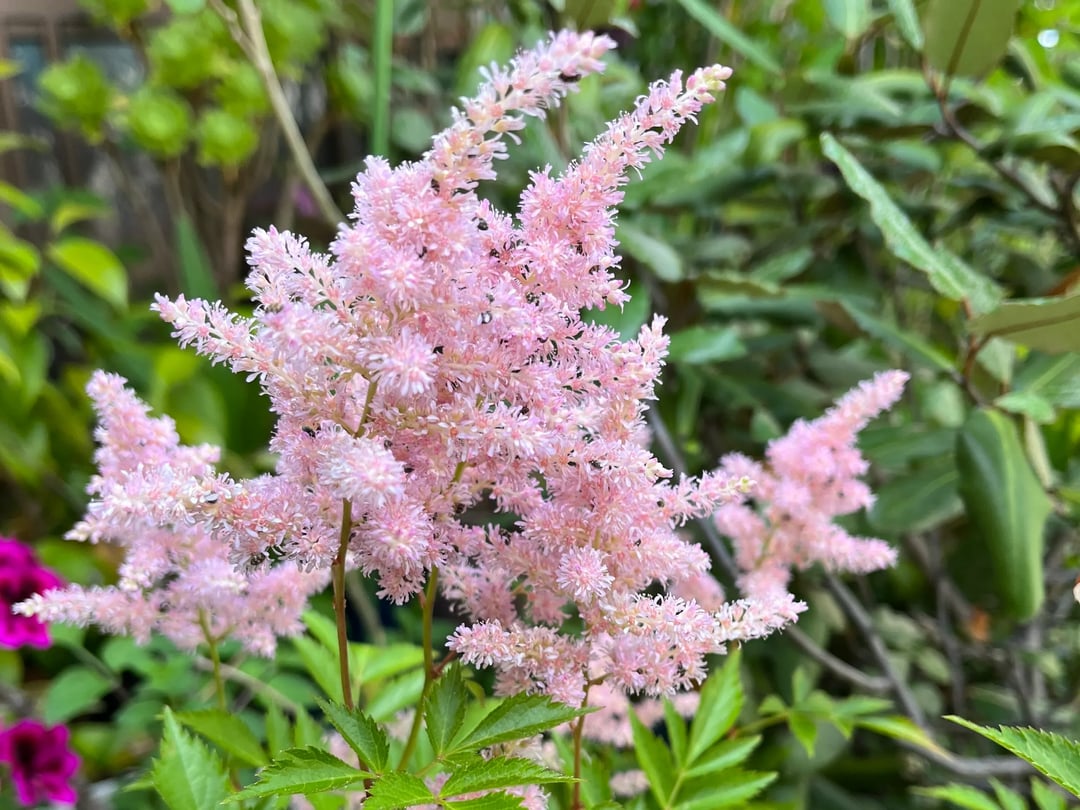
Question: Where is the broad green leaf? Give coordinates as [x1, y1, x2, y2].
[617, 221, 684, 282]
[226, 747, 369, 802]
[995, 390, 1055, 424]
[824, 0, 872, 40]
[631, 711, 676, 806]
[454, 694, 589, 752]
[290, 632, 342, 703]
[968, 294, 1080, 354]
[175, 709, 267, 767]
[43, 666, 113, 724]
[152, 707, 230, 810]
[0, 181, 43, 220]
[366, 668, 425, 722]
[663, 699, 689, 766]
[913, 784, 999, 810]
[441, 757, 574, 797]
[425, 664, 468, 756]
[821, 133, 1001, 314]
[923, 0, 1022, 78]
[1012, 354, 1080, 409]
[888, 0, 924, 48]
[362, 772, 438, 810]
[687, 648, 743, 763]
[667, 325, 746, 365]
[676, 0, 782, 74]
[868, 454, 963, 533]
[354, 642, 425, 684]
[684, 736, 761, 778]
[955, 408, 1051, 621]
[947, 717, 1080, 797]
[47, 236, 127, 310]
[674, 769, 776, 810]
[318, 699, 389, 771]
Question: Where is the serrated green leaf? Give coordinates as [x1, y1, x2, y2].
[447, 793, 524, 810]
[968, 294, 1080, 354]
[152, 707, 230, 810]
[318, 699, 389, 772]
[47, 236, 127, 310]
[664, 699, 689, 767]
[913, 784, 999, 810]
[674, 769, 776, 810]
[362, 772, 437, 810]
[226, 747, 369, 802]
[441, 757, 574, 798]
[631, 711, 676, 806]
[454, 694, 589, 752]
[955, 408, 1051, 621]
[426, 665, 468, 756]
[821, 133, 1001, 314]
[947, 717, 1080, 797]
[175, 709, 267, 767]
[684, 736, 761, 778]
[676, 0, 781, 74]
[687, 649, 743, 763]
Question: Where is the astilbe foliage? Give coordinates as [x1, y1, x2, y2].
[17, 32, 903, 707]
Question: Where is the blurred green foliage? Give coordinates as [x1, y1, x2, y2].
[1, 0, 1079, 808]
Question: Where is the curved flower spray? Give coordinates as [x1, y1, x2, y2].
[17, 32, 903, 727]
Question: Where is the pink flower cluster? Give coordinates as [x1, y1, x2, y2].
[17, 31, 905, 708]
[715, 371, 908, 606]
[15, 372, 328, 656]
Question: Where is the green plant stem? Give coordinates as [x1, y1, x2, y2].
[398, 567, 439, 768]
[371, 0, 394, 157]
[334, 499, 355, 709]
[211, 0, 344, 225]
[198, 610, 227, 710]
[193, 657, 304, 717]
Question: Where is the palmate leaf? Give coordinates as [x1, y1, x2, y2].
[947, 717, 1080, 797]
[225, 747, 370, 802]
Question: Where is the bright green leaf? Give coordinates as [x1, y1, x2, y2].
[152, 707, 230, 810]
[824, 0, 872, 40]
[0, 181, 44, 220]
[687, 648, 743, 762]
[425, 664, 468, 756]
[318, 699, 389, 772]
[676, 0, 782, 74]
[617, 221, 684, 282]
[673, 769, 776, 810]
[667, 325, 746, 365]
[684, 736, 761, 778]
[441, 757, 574, 798]
[363, 772, 438, 810]
[47, 236, 127, 309]
[888, 0, 925, 49]
[454, 694, 589, 752]
[43, 666, 113, 724]
[226, 747, 369, 802]
[175, 709, 267, 767]
[631, 711, 676, 806]
[923, 0, 1022, 78]
[913, 784, 1000, 810]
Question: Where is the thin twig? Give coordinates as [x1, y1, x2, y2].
[210, 0, 344, 226]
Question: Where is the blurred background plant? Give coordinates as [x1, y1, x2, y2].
[1, 0, 1078, 807]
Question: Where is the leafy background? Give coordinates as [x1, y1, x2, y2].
[1, 0, 1078, 808]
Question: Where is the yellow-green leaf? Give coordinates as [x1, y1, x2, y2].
[923, 0, 1022, 78]
[47, 236, 128, 310]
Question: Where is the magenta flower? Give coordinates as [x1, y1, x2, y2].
[0, 720, 80, 806]
[0, 537, 62, 649]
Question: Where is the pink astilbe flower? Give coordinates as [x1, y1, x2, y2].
[14, 372, 328, 657]
[714, 371, 909, 605]
[0, 720, 80, 807]
[0, 537, 62, 649]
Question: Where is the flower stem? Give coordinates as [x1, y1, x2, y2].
[199, 610, 227, 711]
[398, 566, 439, 768]
[334, 499, 355, 709]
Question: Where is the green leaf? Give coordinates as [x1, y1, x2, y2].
[152, 707, 230, 810]
[821, 133, 1001, 314]
[664, 699, 689, 766]
[37, 55, 114, 142]
[676, 0, 782, 74]
[318, 699, 389, 772]
[50, 198, 109, 234]
[441, 757, 574, 797]
[631, 711, 676, 806]
[989, 778, 1028, 810]
[362, 772, 438, 810]
[0, 181, 44, 220]
[1012, 354, 1080, 409]
[968, 294, 1080, 354]
[684, 736, 761, 778]
[227, 747, 369, 802]
[946, 717, 1080, 798]
[175, 709, 268, 767]
[47, 236, 127, 309]
[447, 795, 524, 810]
[913, 784, 1000, 810]
[923, 0, 1022, 79]
[667, 325, 746, 365]
[126, 87, 193, 158]
[175, 213, 219, 300]
[673, 769, 776, 809]
[788, 712, 818, 756]
[617, 221, 684, 282]
[196, 109, 259, 167]
[687, 649, 743, 763]
[824, 0, 872, 40]
[837, 300, 956, 372]
[856, 715, 947, 756]
[888, 0, 924, 49]
[290, 632, 343, 703]
[454, 694, 589, 752]
[868, 454, 963, 533]
[1032, 778, 1068, 810]
[955, 408, 1051, 621]
[164, 0, 207, 14]
[425, 664, 468, 756]
[43, 666, 113, 724]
